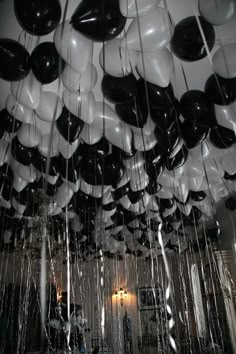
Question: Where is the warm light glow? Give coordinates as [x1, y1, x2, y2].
[57, 289, 62, 303]
[114, 288, 128, 306]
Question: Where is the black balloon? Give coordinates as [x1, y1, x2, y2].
[154, 122, 182, 155]
[145, 162, 164, 181]
[210, 124, 236, 149]
[14, 0, 61, 36]
[79, 138, 110, 160]
[57, 106, 84, 143]
[145, 179, 161, 195]
[0, 164, 13, 201]
[31, 42, 65, 84]
[174, 194, 190, 206]
[0, 39, 31, 81]
[225, 197, 236, 211]
[71, 0, 126, 42]
[103, 154, 125, 188]
[14, 182, 37, 206]
[182, 120, 209, 149]
[115, 98, 148, 128]
[103, 201, 116, 211]
[144, 143, 164, 165]
[205, 74, 236, 106]
[180, 90, 217, 129]
[224, 171, 236, 181]
[157, 197, 175, 211]
[102, 74, 138, 104]
[112, 182, 130, 201]
[112, 145, 136, 160]
[128, 190, 145, 204]
[37, 176, 63, 196]
[171, 16, 215, 62]
[32, 150, 58, 176]
[190, 190, 206, 202]
[150, 99, 180, 131]
[73, 190, 101, 213]
[166, 145, 188, 170]
[80, 158, 104, 185]
[0, 108, 22, 133]
[11, 137, 34, 166]
[138, 79, 175, 108]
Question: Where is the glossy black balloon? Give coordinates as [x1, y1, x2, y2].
[11, 137, 34, 166]
[0, 108, 22, 133]
[0, 163, 13, 182]
[103, 154, 125, 188]
[128, 190, 145, 204]
[190, 190, 206, 202]
[0, 39, 31, 81]
[102, 74, 138, 104]
[71, 0, 126, 42]
[144, 143, 164, 165]
[166, 145, 188, 170]
[79, 138, 110, 160]
[225, 197, 236, 211]
[180, 90, 217, 129]
[57, 154, 79, 183]
[14, 0, 62, 36]
[174, 194, 190, 206]
[103, 201, 117, 212]
[115, 98, 148, 128]
[32, 150, 58, 176]
[14, 182, 37, 206]
[73, 190, 101, 212]
[0, 164, 13, 201]
[80, 158, 104, 185]
[162, 223, 174, 234]
[150, 99, 180, 131]
[111, 205, 137, 226]
[205, 74, 236, 106]
[31, 42, 65, 84]
[154, 122, 182, 155]
[138, 79, 175, 108]
[57, 106, 84, 143]
[112, 182, 130, 201]
[171, 16, 215, 62]
[182, 121, 209, 149]
[145, 162, 164, 181]
[224, 171, 236, 181]
[209, 124, 236, 149]
[157, 197, 175, 211]
[37, 176, 62, 196]
[145, 179, 161, 195]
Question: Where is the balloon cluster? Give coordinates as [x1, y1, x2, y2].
[0, 0, 236, 259]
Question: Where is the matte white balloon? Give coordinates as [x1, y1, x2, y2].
[158, 169, 179, 188]
[222, 151, 236, 175]
[147, 196, 159, 211]
[80, 124, 103, 145]
[131, 116, 156, 136]
[116, 173, 130, 189]
[54, 20, 93, 73]
[134, 131, 157, 151]
[156, 186, 173, 199]
[162, 204, 177, 218]
[2, 132, 15, 143]
[42, 173, 59, 185]
[18, 164, 36, 183]
[120, 195, 131, 209]
[123, 152, 145, 171]
[11, 72, 41, 109]
[119, 0, 161, 17]
[99, 39, 138, 77]
[173, 183, 189, 203]
[122, 7, 174, 52]
[199, 0, 236, 26]
[130, 170, 149, 191]
[36, 92, 63, 122]
[213, 44, 236, 79]
[38, 133, 60, 157]
[6, 95, 34, 123]
[62, 178, 80, 193]
[105, 123, 132, 153]
[63, 89, 95, 125]
[80, 177, 110, 198]
[136, 48, 173, 87]
[59, 135, 80, 159]
[13, 175, 27, 192]
[17, 124, 40, 147]
[35, 115, 56, 136]
[177, 203, 192, 216]
[62, 63, 97, 93]
[0, 197, 11, 209]
[0, 140, 10, 166]
[91, 102, 120, 131]
[55, 183, 74, 209]
[214, 103, 236, 132]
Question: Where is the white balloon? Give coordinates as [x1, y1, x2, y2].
[199, 0, 236, 26]
[130, 170, 149, 191]
[131, 116, 156, 136]
[105, 123, 132, 153]
[147, 195, 159, 211]
[119, 0, 161, 17]
[12, 196, 26, 214]
[162, 204, 177, 218]
[54, 20, 93, 73]
[0, 197, 11, 209]
[120, 195, 131, 209]
[172, 183, 189, 203]
[6, 95, 34, 123]
[116, 173, 130, 189]
[213, 44, 236, 79]
[136, 48, 173, 87]
[80, 124, 103, 145]
[62, 63, 97, 93]
[90, 102, 120, 131]
[62, 178, 80, 193]
[156, 186, 173, 199]
[17, 124, 40, 148]
[158, 169, 179, 188]
[58, 135, 80, 159]
[214, 103, 236, 132]
[2, 132, 15, 143]
[55, 183, 74, 209]
[42, 173, 59, 185]
[13, 175, 27, 192]
[63, 89, 95, 125]
[35, 91, 63, 122]
[123, 152, 145, 170]
[0, 140, 10, 166]
[17, 164, 36, 183]
[177, 203, 192, 216]
[80, 177, 110, 198]
[99, 39, 138, 77]
[10, 72, 41, 109]
[35, 114, 56, 136]
[38, 133, 60, 157]
[134, 131, 157, 151]
[189, 142, 211, 160]
[122, 7, 174, 52]
[222, 151, 236, 175]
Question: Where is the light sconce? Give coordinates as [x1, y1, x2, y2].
[57, 289, 62, 303]
[115, 288, 128, 306]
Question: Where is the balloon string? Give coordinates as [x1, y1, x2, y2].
[157, 223, 177, 352]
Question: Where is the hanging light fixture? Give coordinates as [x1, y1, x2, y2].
[115, 288, 128, 306]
